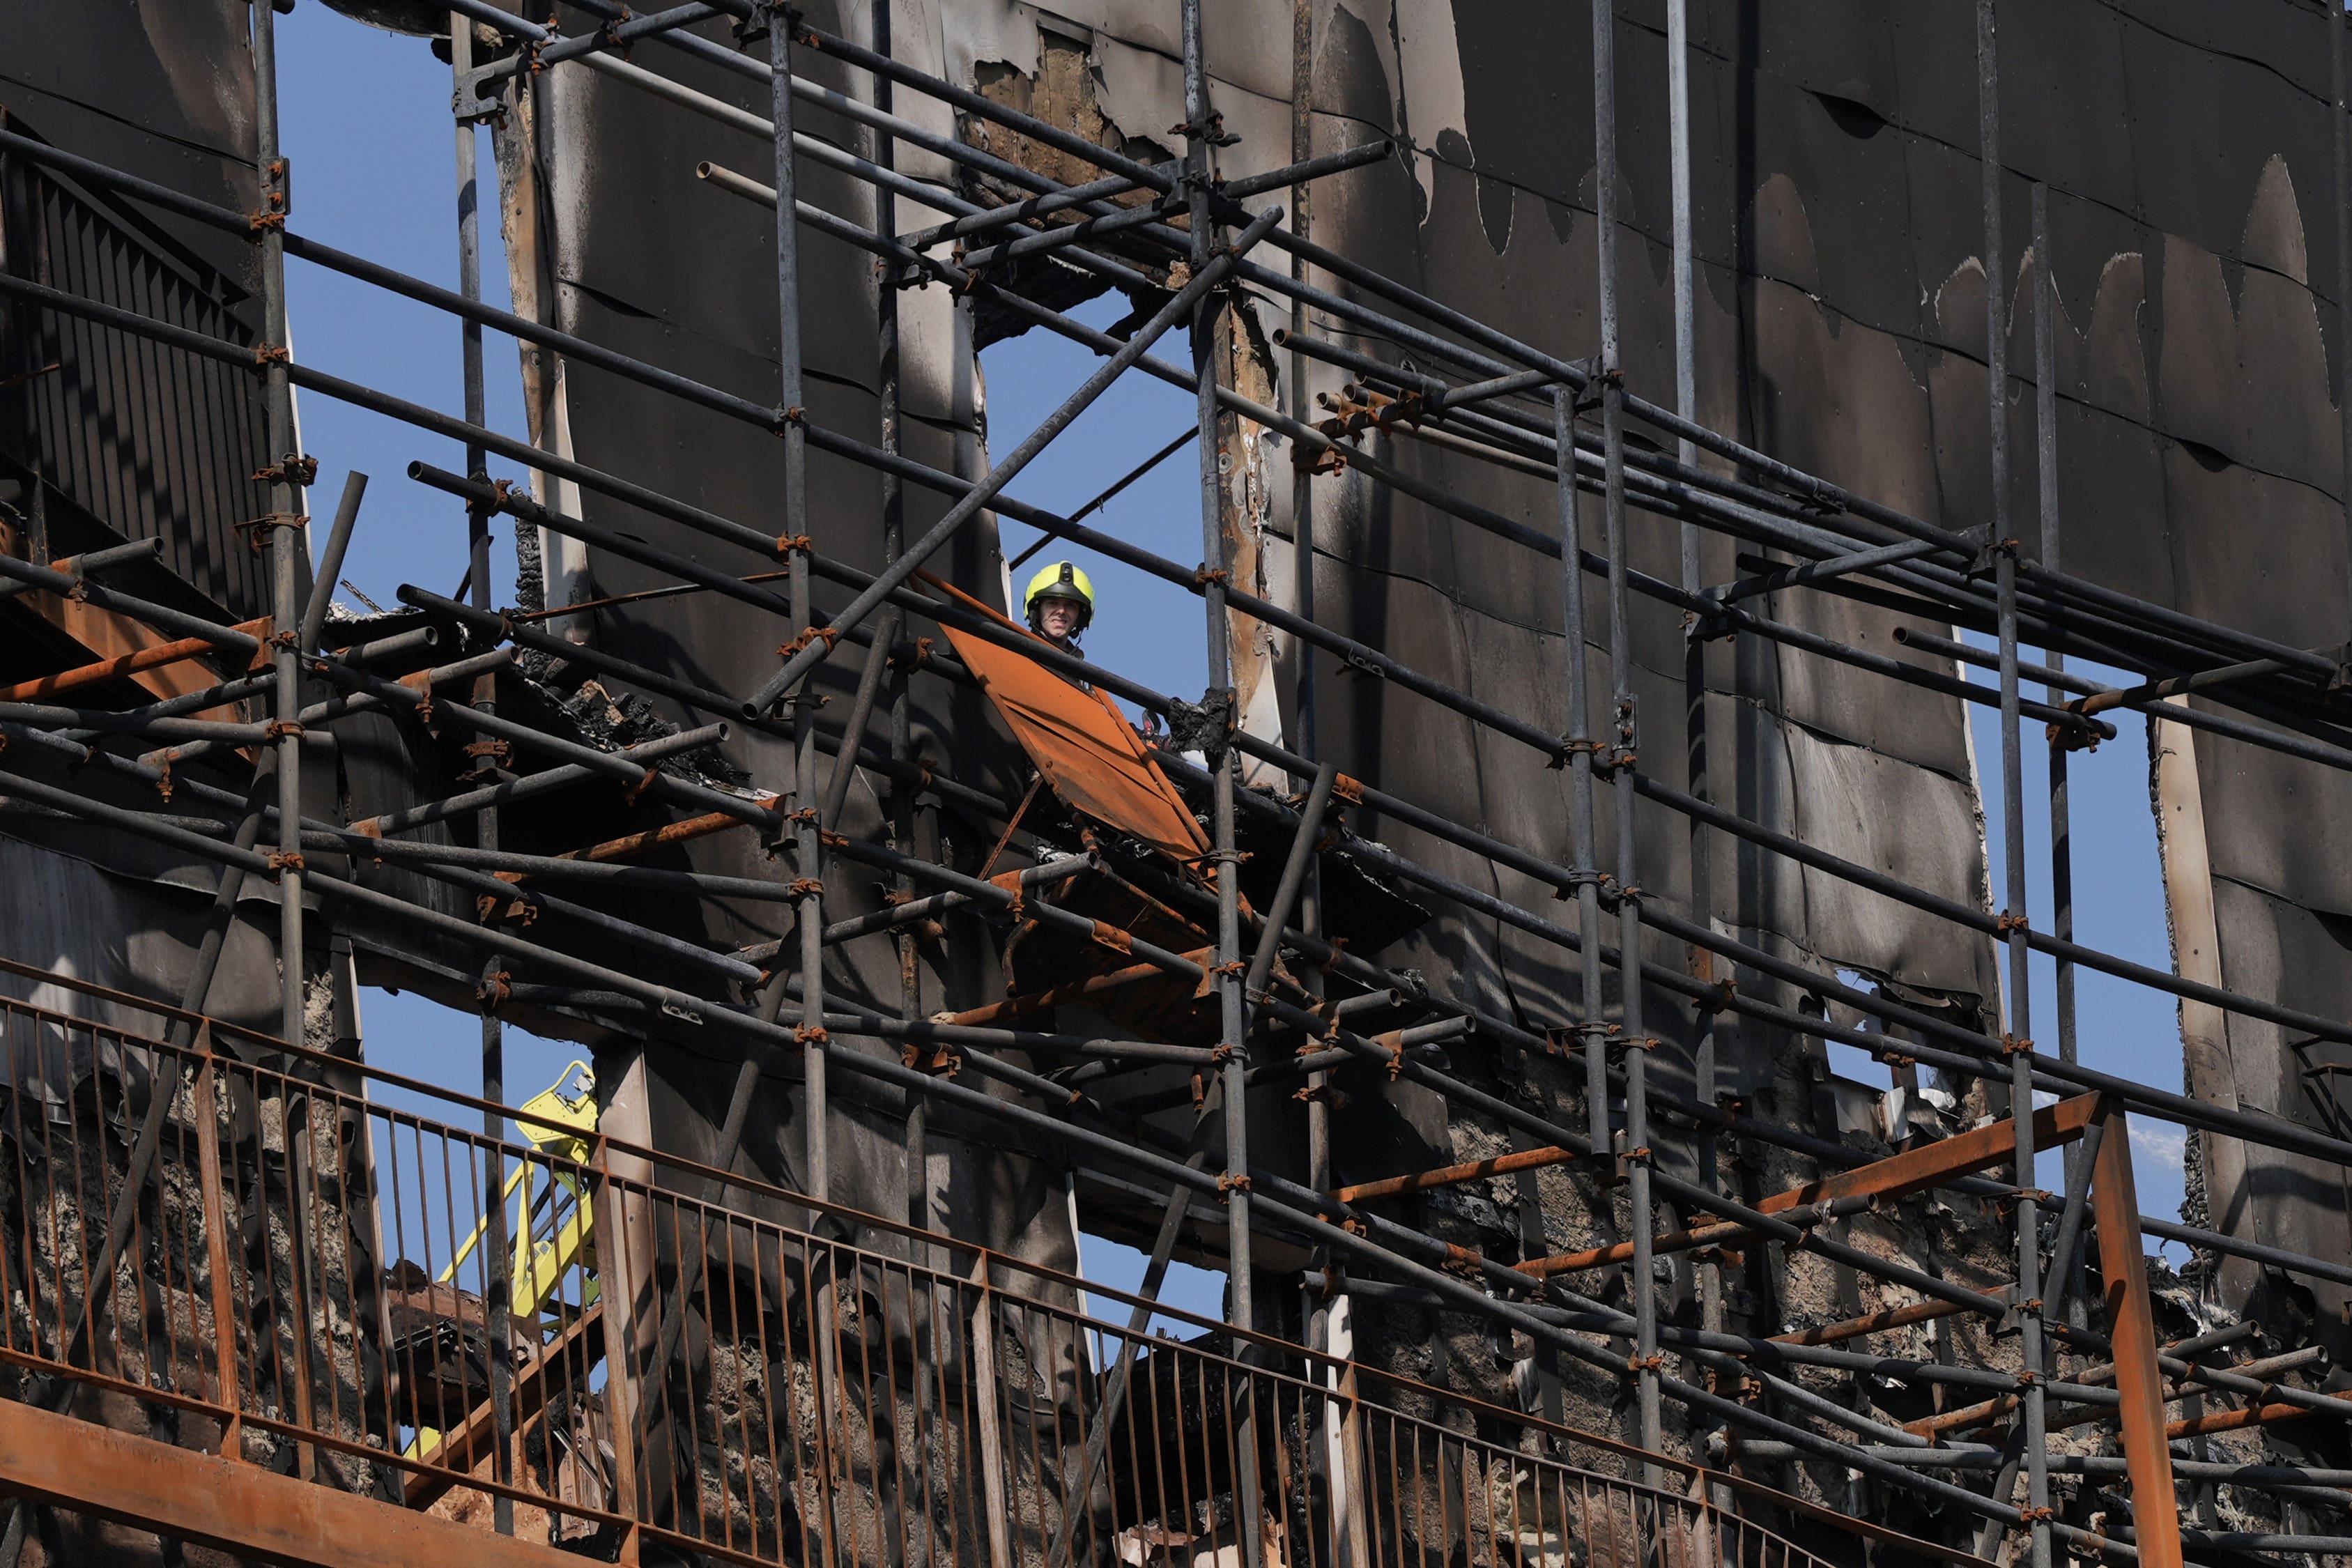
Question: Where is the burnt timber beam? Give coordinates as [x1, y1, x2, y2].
[403, 1302, 606, 1510]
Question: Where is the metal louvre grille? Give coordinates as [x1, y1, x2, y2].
[0, 145, 272, 620]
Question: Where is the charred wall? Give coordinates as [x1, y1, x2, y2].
[6, 0, 2344, 1538]
[906, 0, 2352, 1487]
[0, 0, 293, 1040]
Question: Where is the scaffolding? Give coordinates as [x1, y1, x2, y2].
[0, 1, 2351, 1565]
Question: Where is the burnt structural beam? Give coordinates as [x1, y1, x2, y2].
[1284, 3, 1356, 1522]
[256, 0, 307, 1064]
[1896, 626, 2352, 778]
[1709, 537, 1942, 606]
[466, 1, 725, 88]
[0, 1391, 567, 1568]
[896, 163, 1167, 250]
[0, 553, 265, 658]
[247, 0, 333, 1511]
[298, 473, 369, 656]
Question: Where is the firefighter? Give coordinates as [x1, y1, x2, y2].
[1023, 559, 1096, 652]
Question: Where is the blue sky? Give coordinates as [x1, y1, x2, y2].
[1952, 652, 2187, 1250]
[274, 1, 2183, 1337]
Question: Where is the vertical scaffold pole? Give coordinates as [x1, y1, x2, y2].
[1590, 0, 1663, 1482]
[2031, 187, 2074, 1077]
[252, 15, 330, 1491]
[2034, 182, 2091, 1334]
[1665, 0, 1728, 1458]
[1287, 17, 1361, 1558]
[1181, 0, 1252, 1340]
[1558, 374, 1611, 1177]
[770, 3, 828, 1203]
[2333, 0, 2352, 643]
[1291, 0, 1327, 1277]
[447, 13, 516, 1531]
[1979, 9, 2052, 1567]
[255, 0, 306, 1063]
[1184, 4, 1263, 1562]
[870, 0, 925, 1248]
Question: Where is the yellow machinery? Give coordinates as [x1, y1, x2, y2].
[408, 1060, 601, 1458]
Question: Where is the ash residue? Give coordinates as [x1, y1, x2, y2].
[501, 523, 749, 789]
[514, 521, 546, 617]
[520, 662, 751, 793]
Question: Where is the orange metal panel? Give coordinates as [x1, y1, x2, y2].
[922, 573, 1208, 863]
[0, 1390, 575, 1568]
[0, 620, 264, 703]
[0, 521, 267, 705]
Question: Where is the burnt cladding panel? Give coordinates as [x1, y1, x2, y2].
[0, 146, 271, 619]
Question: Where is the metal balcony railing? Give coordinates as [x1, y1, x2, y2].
[0, 957, 1903, 1568]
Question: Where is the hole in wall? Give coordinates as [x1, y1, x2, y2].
[1812, 91, 1889, 141]
[2176, 437, 2234, 472]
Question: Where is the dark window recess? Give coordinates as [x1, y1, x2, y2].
[1, 133, 272, 621]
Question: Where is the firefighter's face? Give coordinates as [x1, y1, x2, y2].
[1038, 598, 1082, 640]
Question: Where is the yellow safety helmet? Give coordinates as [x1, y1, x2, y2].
[1023, 559, 1096, 631]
